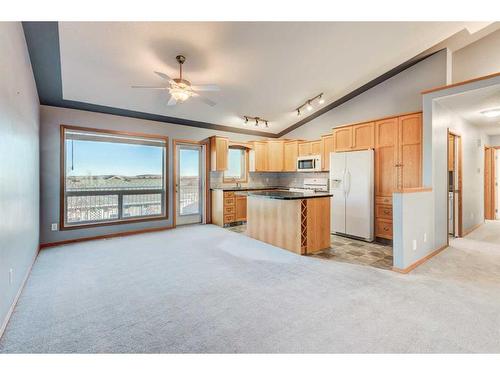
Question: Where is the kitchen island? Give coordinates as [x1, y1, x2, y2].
[241, 190, 332, 255]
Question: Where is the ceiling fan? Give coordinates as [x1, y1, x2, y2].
[132, 55, 220, 107]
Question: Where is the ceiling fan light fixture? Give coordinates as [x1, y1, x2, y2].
[170, 87, 191, 102]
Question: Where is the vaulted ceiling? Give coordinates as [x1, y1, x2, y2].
[29, 22, 493, 135]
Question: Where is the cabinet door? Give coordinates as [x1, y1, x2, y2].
[311, 140, 321, 155]
[448, 133, 454, 172]
[352, 122, 374, 150]
[210, 136, 229, 171]
[267, 141, 284, 172]
[333, 127, 352, 151]
[235, 196, 247, 221]
[298, 142, 312, 156]
[375, 118, 398, 197]
[321, 134, 334, 171]
[284, 141, 298, 171]
[398, 113, 422, 189]
[253, 142, 268, 171]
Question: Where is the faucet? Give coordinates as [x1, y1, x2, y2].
[233, 178, 241, 189]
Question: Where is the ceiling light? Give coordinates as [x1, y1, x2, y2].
[243, 115, 270, 128]
[306, 101, 313, 111]
[297, 109, 301, 116]
[244, 116, 248, 123]
[318, 95, 325, 105]
[255, 119, 259, 126]
[481, 108, 500, 118]
[296, 93, 324, 115]
[170, 87, 191, 102]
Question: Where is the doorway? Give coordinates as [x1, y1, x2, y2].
[484, 146, 497, 220]
[174, 141, 205, 226]
[447, 130, 463, 238]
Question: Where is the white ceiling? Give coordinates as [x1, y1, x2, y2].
[59, 22, 486, 134]
[437, 84, 500, 135]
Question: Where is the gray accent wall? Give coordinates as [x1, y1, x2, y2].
[0, 23, 40, 332]
[39, 105, 267, 244]
[280, 50, 448, 140]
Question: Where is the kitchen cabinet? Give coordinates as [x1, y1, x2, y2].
[448, 133, 454, 172]
[210, 136, 229, 171]
[266, 140, 285, 172]
[374, 113, 422, 240]
[298, 140, 321, 157]
[211, 190, 246, 226]
[333, 127, 352, 151]
[352, 122, 375, 150]
[235, 195, 247, 221]
[284, 141, 299, 171]
[333, 122, 374, 152]
[249, 141, 268, 172]
[320, 134, 335, 171]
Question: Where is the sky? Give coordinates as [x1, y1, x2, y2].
[66, 140, 201, 177]
[66, 140, 164, 176]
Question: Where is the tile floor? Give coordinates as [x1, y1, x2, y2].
[226, 223, 393, 270]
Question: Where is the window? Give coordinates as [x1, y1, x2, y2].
[61, 126, 168, 228]
[224, 147, 247, 182]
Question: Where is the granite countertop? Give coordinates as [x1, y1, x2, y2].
[242, 190, 333, 200]
[210, 186, 282, 192]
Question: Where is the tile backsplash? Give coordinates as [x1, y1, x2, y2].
[210, 171, 329, 189]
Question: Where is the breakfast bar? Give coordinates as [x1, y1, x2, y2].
[242, 190, 332, 255]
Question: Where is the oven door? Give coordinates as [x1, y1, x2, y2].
[297, 158, 315, 171]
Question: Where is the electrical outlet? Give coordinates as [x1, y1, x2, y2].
[51, 223, 58, 231]
[423, 233, 427, 242]
[9, 269, 13, 285]
[412, 240, 417, 251]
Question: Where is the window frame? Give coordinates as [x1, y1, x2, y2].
[59, 125, 169, 230]
[223, 146, 249, 183]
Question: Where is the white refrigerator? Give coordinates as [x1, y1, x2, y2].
[329, 150, 374, 241]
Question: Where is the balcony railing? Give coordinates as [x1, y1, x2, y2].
[65, 188, 164, 226]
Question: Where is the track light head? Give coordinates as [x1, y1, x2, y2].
[318, 95, 325, 105]
[306, 101, 313, 111]
[297, 109, 301, 116]
[244, 116, 248, 123]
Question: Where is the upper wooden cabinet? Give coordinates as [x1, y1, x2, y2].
[249, 141, 268, 172]
[333, 122, 374, 152]
[320, 134, 334, 171]
[267, 140, 285, 172]
[352, 122, 375, 150]
[448, 133, 454, 172]
[374, 113, 422, 195]
[298, 140, 321, 157]
[333, 127, 352, 151]
[284, 141, 299, 171]
[210, 136, 229, 171]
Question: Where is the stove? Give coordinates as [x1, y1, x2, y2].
[289, 178, 329, 195]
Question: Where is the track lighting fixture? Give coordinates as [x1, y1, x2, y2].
[296, 93, 325, 116]
[243, 115, 270, 128]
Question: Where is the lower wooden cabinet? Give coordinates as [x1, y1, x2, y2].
[211, 190, 247, 226]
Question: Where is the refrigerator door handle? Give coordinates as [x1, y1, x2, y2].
[345, 170, 351, 197]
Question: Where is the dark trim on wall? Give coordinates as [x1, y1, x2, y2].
[23, 21, 443, 139]
[22, 22, 275, 138]
[277, 49, 444, 137]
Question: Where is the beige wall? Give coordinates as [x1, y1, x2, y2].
[453, 29, 500, 83]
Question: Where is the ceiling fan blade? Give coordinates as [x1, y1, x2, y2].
[131, 85, 168, 89]
[194, 93, 216, 107]
[191, 84, 220, 92]
[167, 96, 177, 106]
[154, 71, 174, 82]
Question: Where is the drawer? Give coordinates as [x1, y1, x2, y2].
[224, 214, 235, 223]
[224, 191, 235, 198]
[375, 219, 393, 239]
[224, 197, 235, 206]
[376, 196, 392, 205]
[376, 204, 392, 220]
[224, 205, 235, 214]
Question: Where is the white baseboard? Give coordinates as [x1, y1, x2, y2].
[0, 246, 39, 340]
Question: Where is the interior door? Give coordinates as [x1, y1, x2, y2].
[345, 150, 374, 240]
[176, 143, 204, 225]
[330, 152, 346, 234]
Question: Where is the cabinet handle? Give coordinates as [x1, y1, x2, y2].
[383, 210, 390, 215]
[384, 227, 389, 231]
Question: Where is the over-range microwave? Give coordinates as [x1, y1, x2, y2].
[297, 155, 321, 172]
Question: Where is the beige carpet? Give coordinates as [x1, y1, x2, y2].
[1, 223, 499, 353]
